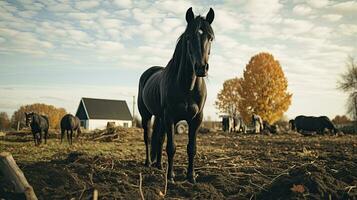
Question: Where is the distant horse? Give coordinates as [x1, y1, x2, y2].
[294, 115, 337, 134]
[234, 116, 247, 133]
[25, 112, 49, 145]
[252, 114, 263, 133]
[289, 119, 295, 131]
[137, 7, 215, 184]
[60, 114, 81, 145]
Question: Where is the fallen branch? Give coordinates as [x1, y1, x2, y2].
[345, 185, 356, 193]
[164, 164, 168, 196]
[249, 179, 267, 192]
[0, 152, 38, 200]
[139, 173, 145, 200]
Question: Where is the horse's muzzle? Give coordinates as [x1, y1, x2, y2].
[195, 63, 209, 77]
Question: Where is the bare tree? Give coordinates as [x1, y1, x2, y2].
[337, 56, 357, 120]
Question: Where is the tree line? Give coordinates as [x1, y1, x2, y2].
[215, 52, 292, 124]
[0, 103, 67, 130]
[215, 52, 355, 124]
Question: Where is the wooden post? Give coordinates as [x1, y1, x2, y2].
[0, 152, 38, 200]
[132, 95, 136, 127]
[17, 121, 20, 131]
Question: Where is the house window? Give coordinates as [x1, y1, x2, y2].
[123, 123, 128, 128]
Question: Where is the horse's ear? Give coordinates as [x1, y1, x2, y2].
[206, 8, 214, 24]
[186, 7, 194, 24]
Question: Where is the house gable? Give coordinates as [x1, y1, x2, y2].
[75, 100, 88, 120]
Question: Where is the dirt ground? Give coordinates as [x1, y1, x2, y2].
[0, 129, 356, 200]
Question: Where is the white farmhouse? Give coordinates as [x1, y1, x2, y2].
[75, 97, 133, 130]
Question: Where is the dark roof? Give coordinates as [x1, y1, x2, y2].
[77, 97, 132, 120]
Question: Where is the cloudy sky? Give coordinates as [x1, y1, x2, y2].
[1, 0, 356, 120]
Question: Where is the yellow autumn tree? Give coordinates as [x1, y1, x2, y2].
[215, 78, 242, 116]
[11, 103, 67, 129]
[238, 52, 292, 124]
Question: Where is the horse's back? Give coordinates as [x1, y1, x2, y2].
[61, 114, 77, 130]
[139, 66, 164, 89]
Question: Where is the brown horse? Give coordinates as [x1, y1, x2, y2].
[137, 7, 215, 183]
[60, 114, 81, 145]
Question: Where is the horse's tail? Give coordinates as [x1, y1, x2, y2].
[150, 117, 161, 162]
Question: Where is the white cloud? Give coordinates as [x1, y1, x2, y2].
[321, 14, 342, 22]
[67, 29, 91, 42]
[17, 10, 38, 18]
[47, 3, 74, 12]
[338, 24, 357, 36]
[293, 4, 312, 16]
[245, 0, 282, 16]
[213, 8, 244, 33]
[282, 18, 314, 35]
[112, 0, 132, 9]
[67, 12, 95, 20]
[76, 1, 100, 10]
[306, 0, 330, 8]
[330, 1, 357, 14]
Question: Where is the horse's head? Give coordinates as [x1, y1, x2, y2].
[25, 112, 34, 127]
[185, 7, 215, 77]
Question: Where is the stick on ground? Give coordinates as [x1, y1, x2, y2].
[139, 172, 145, 200]
[0, 152, 38, 200]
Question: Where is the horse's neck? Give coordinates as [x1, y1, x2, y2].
[166, 38, 197, 92]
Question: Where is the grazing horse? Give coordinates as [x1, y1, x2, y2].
[60, 114, 81, 145]
[25, 112, 49, 145]
[294, 115, 337, 134]
[138, 7, 215, 184]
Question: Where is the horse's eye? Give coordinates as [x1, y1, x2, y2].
[198, 29, 203, 35]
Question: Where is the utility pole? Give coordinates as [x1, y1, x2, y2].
[132, 95, 136, 127]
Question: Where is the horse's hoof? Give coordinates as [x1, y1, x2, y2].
[187, 176, 196, 184]
[152, 162, 162, 170]
[168, 177, 175, 184]
[144, 161, 152, 167]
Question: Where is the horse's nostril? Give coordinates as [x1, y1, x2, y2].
[205, 64, 209, 70]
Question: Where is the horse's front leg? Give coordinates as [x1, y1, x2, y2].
[187, 113, 203, 184]
[32, 131, 37, 146]
[164, 114, 176, 183]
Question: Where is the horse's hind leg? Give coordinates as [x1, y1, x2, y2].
[142, 116, 153, 166]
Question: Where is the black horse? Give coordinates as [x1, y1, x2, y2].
[60, 114, 81, 145]
[138, 7, 214, 184]
[25, 112, 49, 145]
